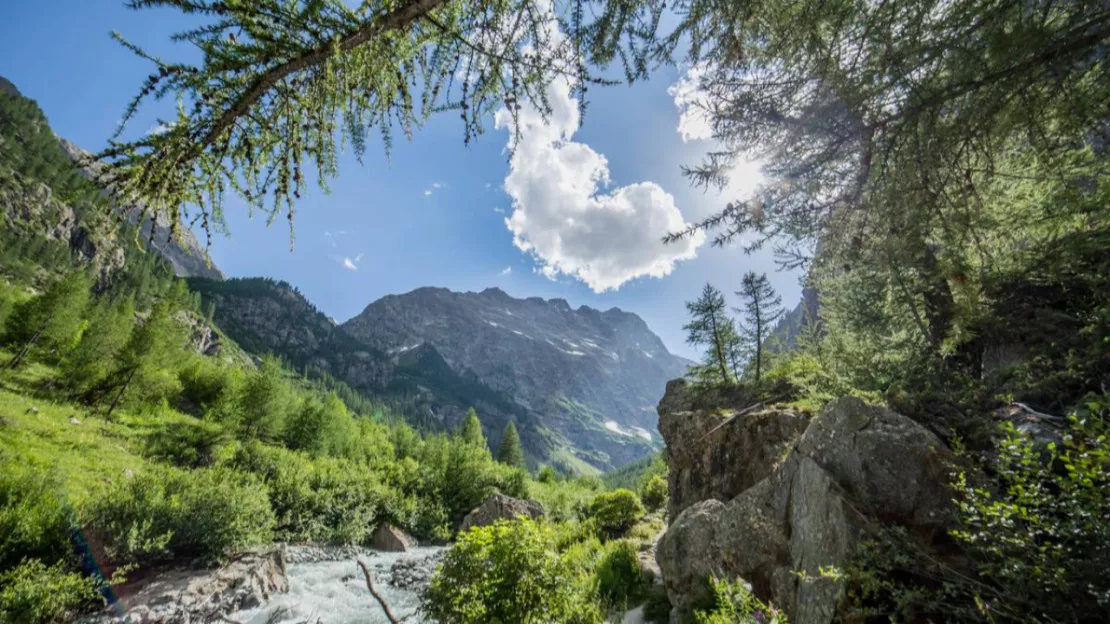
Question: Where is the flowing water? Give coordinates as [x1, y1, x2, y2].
[231, 546, 445, 624]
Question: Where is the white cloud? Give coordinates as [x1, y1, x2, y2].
[500, 266, 512, 276]
[340, 252, 364, 271]
[423, 181, 444, 197]
[668, 64, 714, 143]
[669, 65, 767, 203]
[495, 78, 704, 293]
[493, 207, 506, 214]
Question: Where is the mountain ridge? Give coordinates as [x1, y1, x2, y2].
[191, 277, 690, 471]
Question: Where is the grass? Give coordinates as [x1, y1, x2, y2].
[0, 348, 206, 504]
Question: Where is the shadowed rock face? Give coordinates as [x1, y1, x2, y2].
[656, 386, 958, 624]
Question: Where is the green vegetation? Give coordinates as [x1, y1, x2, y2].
[640, 474, 668, 513]
[496, 420, 526, 469]
[0, 560, 100, 624]
[589, 489, 646, 538]
[692, 577, 786, 624]
[595, 540, 652, 607]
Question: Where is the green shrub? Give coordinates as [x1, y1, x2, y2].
[282, 393, 353, 457]
[143, 417, 231, 468]
[536, 465, 560, 484]
[0, 461, 73, 571]
[87, 465, 274, 565]
[640, 474, 668, 513]
[845, 395, 1110, 622]
[595, 540, 651, 607]
[694, 576, 786, 624]
[230, 443, 386, 544]
[0, 559, 100, 624]
[424, 519, 588, 623]
[589, 489, 645, 538]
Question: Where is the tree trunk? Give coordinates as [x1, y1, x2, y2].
[5, 328, 43, 370]
[105, 368, 137, 420]
[709, 314, 732, 384]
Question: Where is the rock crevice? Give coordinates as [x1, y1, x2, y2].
[656, 382, 958, 624]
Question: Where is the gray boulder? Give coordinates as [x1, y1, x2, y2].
[371, 523, 414, 552]
[91, 549, 288, 623]
[459, 493, 545, 533]
[656, 396, 957, 624]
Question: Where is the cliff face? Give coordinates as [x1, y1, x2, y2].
[192, 280, 689, 471]
[655, 381, 958, 624]
[0, 75, 222, 282]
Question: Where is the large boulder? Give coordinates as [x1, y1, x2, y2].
[371, 523, 414, 552]
[658, 378, 809, 519]
[459, 493, 545, 532]
[91, 549, 288, 623]
[656, 396, 957, 624]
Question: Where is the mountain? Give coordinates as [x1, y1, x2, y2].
[0, 74, 222, 282]
[190, 279, 691, 471]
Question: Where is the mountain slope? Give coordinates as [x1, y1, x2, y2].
[191, 279, 690, 471]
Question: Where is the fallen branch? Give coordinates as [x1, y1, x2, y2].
[357, 559, 403, 624]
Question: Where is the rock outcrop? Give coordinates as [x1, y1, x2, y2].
[371, 523, 414, 552]
[459, 493, 545, 533]
[656, 384, 958, 624]
[94, 550, 288, 623]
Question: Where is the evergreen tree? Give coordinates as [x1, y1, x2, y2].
[236, 355, 293, 442]
[283, 392, 352, 456]
[99, 0, 666, 243]
[102, 302, 186, 419]
[458, 408, 487, 452]
[4, 272, 92, 369]
[496, 421, 525, 470]
[683, 283, 743, 385]
[735, 272, 784, 383]
[62, 296, 135, 395]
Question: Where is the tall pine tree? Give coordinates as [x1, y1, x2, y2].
[4, 271, 92, 369]
[496, 421, 525, 470]
[735, 272, 783, 382]
[683, 283, 743, 385]
[62, 295, 135, 395]
[458, 407, 488, 453]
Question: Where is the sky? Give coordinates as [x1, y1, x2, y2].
[0, 1, 801, 360]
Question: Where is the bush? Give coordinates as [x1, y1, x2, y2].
[640, 474, 668, 513]
[589, 489, 645, 538]
[845, 395, 1110, 622]
[0, 462, 73, 571]
[536, 465, 560, 484]
[595, 540, 651, 607]
[642, 584, 672, 623]
[693, 576, 787, 624]
[424, 519, 587, 623]
[0, 559, 100, 624]
[143, 417, 231, 468]
[86, 465, 274, 566]
[230, 443, 387, 544]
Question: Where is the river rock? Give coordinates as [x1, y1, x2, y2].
[371, 523, 414, 552]
[656, 395, 958, 624]
[90, 549, 288, 623]
[458, 493, 545, 532]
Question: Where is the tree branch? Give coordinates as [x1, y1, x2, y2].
[357, 558, 403, 624]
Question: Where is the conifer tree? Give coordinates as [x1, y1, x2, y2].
[98, 0, 669, 244]
[284, 392, 352, 456]
[236, 355, 293, 442]
[458, 407, 487, 452]
[735, 272, 783, 383]
[4, 272, 92, 369]
[496, 421, 525, 469]
[63, 296, 136, 394]
[102, 301, 187, 418]
[683, 283, 742, 385]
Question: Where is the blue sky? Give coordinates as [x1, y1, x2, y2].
[0, 1, 801, 359]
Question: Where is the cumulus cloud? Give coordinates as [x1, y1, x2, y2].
[668, 64, 714, 143]
[495, 78, 704, 292]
